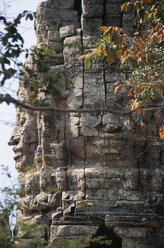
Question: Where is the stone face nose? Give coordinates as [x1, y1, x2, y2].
[8, 111, 21, 146]
[8, 135, 20, 146]
[8, 127, 20, 146]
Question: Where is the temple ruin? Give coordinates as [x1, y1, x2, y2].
[8, 0, 164, 247]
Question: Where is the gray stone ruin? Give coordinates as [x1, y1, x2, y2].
[8, 0, 164, 247]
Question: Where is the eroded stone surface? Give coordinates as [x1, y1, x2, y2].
[9, 0, 164, 247]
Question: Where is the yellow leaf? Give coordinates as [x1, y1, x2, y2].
[137, 108, 142, 114]
[86, 58, 91, 68]
[108, 36, 111, 41]
[140, 122, 146, 130]
[159, 125, 164, 139]
[114, 83, 122, 93]
[99, 26, 106, 31]
[121, 3, 126, 12]
[155, 24, 159, 31]
[103, 37, 109, 43]
[96, 44, 102, 54]
[140, 85, 145, 90]
[116, 49, 121, 59]
[104, 27, 112, 34]
[128, 89, 133, 96]
[103, 49, 107, 57]
[134, 91, 137, 99]
[146, 54, 151, 63]
[78, 55, 86, 61]
[146, 73, 150, 80]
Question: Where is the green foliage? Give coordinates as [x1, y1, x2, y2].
[79, 26, 125, 67]
[0, 166, 18, 248]
[121, 0, 163, 25]
[0, 11, 33, 86]
[0, 165, 18, 211]
[46, 237, 112, 248]
[0, 224, 14, 248]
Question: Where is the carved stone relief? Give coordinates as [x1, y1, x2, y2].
[9, 0, 164, 247]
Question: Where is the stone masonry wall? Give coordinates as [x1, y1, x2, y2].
[9, 0, 164, 247]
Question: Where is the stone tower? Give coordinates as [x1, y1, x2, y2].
[9, 0, 164, 247]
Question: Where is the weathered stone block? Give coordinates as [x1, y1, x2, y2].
[122, 13, 135, 35]
[25, 172, 40, 195]
[66, 169, 85, 190]
[48, 30, 61, 41]
[53, 0, 74, 9]
[55, 170, 67, 190]
[105, 15, 121, 26]
[82, 16, 102, 36]
[71, 137, 85, 159]
[105, 70, 126, 83]
[106, 3, 121, 15]
[83, 0, 104, 4]
[122, 237, 164, 248]
[83, 4, 104, 18]
[114, 227, 151, 238]
[102, 113, 122, 132]
[50, 225, 97, 242]
[60, 25, 75, 39]
[47, 41, 63, 52]
[80, 114, 101, 136]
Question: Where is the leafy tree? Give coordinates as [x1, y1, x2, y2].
[0, 11, 33, 86]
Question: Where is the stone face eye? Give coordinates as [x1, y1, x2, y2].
[20, 117, 26, 125]
[21, 119, 38, 144]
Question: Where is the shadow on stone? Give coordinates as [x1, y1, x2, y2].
[87, 224, 122, 248]
[74, 0, 82, 20]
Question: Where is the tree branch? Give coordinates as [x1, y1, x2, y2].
[0, 94, 163, 115]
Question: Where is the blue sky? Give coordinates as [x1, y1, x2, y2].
[0, 0, 42, 189]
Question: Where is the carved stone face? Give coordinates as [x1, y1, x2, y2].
[8, 109, 38, 172]
[9, 0, 164, 247]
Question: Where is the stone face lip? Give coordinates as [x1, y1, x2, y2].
[9, 0, 164, 247]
